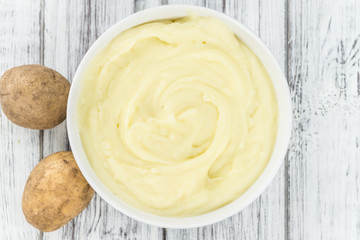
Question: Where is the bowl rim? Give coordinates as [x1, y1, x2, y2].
[67, 5, 292, 229]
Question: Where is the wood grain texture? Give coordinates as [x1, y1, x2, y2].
[0, 0, 42, 239]
[287, 0, 360, 239]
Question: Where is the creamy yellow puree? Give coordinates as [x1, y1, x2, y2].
[77, 15, 278, 216]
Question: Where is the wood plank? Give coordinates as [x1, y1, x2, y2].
[287, 0, 360, 239]
[165, 0, 287, 239]
[135, 0, 163, 10]
[42, 0, 162, 239]
[0, 0, 42, 239]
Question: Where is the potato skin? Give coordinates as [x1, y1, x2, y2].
[0, 64, 70, 129]
[22, 151, 94, 232]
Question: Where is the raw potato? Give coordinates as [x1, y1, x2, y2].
[22, 151, 94, 232]
[0, 64, 70, 129]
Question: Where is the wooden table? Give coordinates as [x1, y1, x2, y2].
[1, 0, 359, 239]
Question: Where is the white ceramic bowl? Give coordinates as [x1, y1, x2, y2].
[67, 5, 292, 228]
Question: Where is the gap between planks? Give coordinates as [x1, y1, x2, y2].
[284, 0, 290, 240]
[39, 0, 45, 239]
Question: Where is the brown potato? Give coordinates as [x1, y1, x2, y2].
[22, 151, 94, 232]
[0, 64, 70, 129]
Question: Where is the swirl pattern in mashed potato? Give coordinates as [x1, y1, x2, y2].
[77, 15, 278, 216]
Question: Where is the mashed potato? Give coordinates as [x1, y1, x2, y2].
[77, 15, 278, 216]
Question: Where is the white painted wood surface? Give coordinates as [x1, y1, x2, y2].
[287, 0, 360, 239]
[0, 1, 42, 239]
[0, 0, 359, 239]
